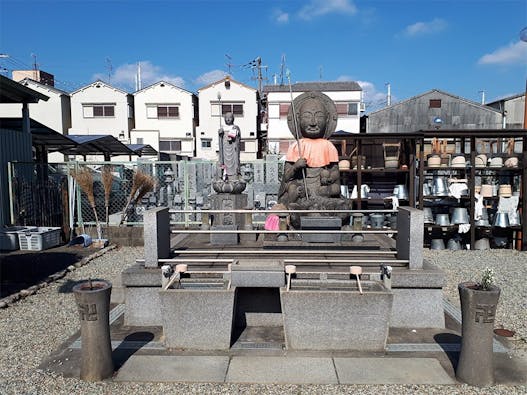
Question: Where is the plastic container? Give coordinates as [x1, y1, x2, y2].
[17, 227, 62, 251]
[0, 226, 37, 250]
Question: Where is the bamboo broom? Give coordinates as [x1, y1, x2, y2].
[70, 167, 101, 239]
[120, 170, 155, 225]
[101, 165, 114, 228]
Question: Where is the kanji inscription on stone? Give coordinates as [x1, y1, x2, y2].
[78, 303, 98, 321]
[474, 303, 496, 324]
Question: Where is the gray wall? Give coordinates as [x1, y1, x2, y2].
[0, 129, 32, 226]
[367, 91, 503, 133]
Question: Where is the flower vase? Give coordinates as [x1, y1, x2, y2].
[456, 282, 500, 387]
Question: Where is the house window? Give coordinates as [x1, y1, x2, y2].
[336, 102, 358, 116]
[83, 104, 115, 118]
[159, 139, 182, 152]
[429, 99, 442, 108]
[158, 105, 179, 118]
[146, 105, 180, 119]
[221, 103, 244, 116]
[279, 103, 290, 117]
[201, 140, 212, 148]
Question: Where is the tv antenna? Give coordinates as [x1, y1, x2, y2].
[279, 54, 286, 85]
[106, 57, 113, 84]
[225, 54, 235, 76]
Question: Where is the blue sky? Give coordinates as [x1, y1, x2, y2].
[1, 0, 526, 110]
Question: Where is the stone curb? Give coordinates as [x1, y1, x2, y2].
[0, 244, 117, 309]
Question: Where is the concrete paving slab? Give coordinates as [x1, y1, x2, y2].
[226, 356, 338, 384]
[334, 357, 455, 384]
[114, 355, 229, 383]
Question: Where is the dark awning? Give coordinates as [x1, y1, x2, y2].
[126, 144, 158, 156]
[0, 75, 49, 103]
[0, 117, 77, 152]
[64, 135, 137, 157]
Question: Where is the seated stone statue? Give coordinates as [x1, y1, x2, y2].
[278, 91, 351, 227]
[213, 112, 246, 194]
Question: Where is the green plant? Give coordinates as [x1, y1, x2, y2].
[480, 267, 495, 290]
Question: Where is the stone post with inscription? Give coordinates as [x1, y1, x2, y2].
[73, 280, 114, 381]
[456, 282, 500, 387]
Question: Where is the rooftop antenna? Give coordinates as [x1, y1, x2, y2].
[106, 57, 113, 84]
[279, 54, 286, 85]
[225, 54, 234, 76]
[31, 53, 38, 71]
[319, 65, 323, 81]
[137, 62, 142, 90]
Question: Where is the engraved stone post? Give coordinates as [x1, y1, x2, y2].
[73, 280, 114, 381]
[456, 282, 500, 387]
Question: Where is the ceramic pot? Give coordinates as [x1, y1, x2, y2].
[474, 238, 490, 250]
[369, 214, 385, 229]
[475, 154, 487, 168]
[493, 212, 509, 228]
[498, 184, 512, 197]
[451, 155, 466, 168]
[480, 184, 493, 198]
[447, 238, 462, 250]
[423, 207, 434, 223]
[504, 157, 518, 168]
[451, 207, 469, 224]
[338, 159, 350, 170]
[427, 155, 441, 167]
[489, 157, 503, 168]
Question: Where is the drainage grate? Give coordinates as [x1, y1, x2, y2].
[231, 342, 285, 350]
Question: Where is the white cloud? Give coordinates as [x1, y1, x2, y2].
[403, 18, 447, 37]
[478, 41, 527, 65]
[195, 69, 228, 87]
[273, 8, 289, 24]
[355, 80, 394, 111]
[93, 61, 185, 91]
[298, 0, 357, 20]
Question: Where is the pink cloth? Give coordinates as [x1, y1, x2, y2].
[285, 138, 339, 167]
[264, 215, 280, 231]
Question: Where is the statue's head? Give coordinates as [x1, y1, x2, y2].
[224, 112, 234, 125]
[298, 98, 328, 139]
[287, 91, 337, 139]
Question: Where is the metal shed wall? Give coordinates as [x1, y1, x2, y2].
[0, 129, 32, 226]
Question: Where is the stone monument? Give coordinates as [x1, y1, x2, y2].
[210, 112, 248, 244]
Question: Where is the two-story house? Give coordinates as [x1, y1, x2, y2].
[0, 78, 71, 162]
[196, 77, 259, 162]
[70, 80, 134, 160]
[262, 81, 363, 155]
[132, 81, 198, 159]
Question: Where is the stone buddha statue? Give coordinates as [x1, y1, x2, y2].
[278, 91, 351, 226]
[213, 112, 246, 194]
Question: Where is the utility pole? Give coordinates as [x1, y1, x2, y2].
[250, 56, 268, 94]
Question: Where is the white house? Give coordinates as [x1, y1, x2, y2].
[196, 77, 259, 162]
[132, 81, 197, 159]
[0, 78, 71, 162]
[262, 81, 363, 154]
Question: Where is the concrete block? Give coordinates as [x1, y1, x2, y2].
[226, 356, 337, 384]
[115, 355, 230, 383]
[334, 358, 455, 384]
[300, 216, 342, 243]
[280, 283, 393, 351]
[231, 271, 285, 287]
[159, 287, 235, 350]
[124, 287, 162, 326]
[396, 207, 424, 269]
[143, 207, 170, 268]
[210, 225, 239, 245]
[390, 288, 445, 328]
[121, 264, 161, 287]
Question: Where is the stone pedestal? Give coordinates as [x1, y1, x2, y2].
[209, 193, 248, 227]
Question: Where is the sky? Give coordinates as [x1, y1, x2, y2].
[1, 0, 526, 111]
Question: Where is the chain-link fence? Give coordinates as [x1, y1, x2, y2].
[9, 158, 285, 230]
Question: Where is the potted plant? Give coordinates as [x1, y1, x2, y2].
[456, 268, 500, 387]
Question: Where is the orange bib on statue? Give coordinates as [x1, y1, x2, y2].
[285, 138, 339, 168]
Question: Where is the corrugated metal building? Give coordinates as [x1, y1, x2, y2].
[366, 89, 503, 133]
[0, 75, 49, 226]
[486, 92, 525, 129]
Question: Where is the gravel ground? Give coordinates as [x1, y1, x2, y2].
[0, 246, 526, 394]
